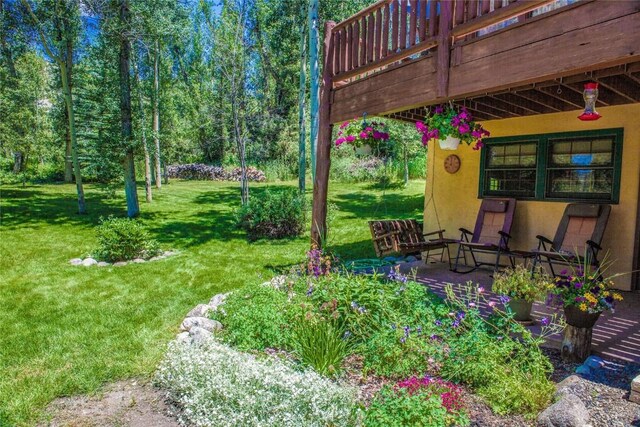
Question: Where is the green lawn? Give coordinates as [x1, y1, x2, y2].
[0, 179, 424, 426]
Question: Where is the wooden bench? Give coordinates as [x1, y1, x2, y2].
[368, 219, 452, 264]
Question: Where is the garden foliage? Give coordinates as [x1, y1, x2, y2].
[235, 188, 306, 240]
[156, 339, 359, 427]
[166, 163, 266, 182]
[94, 216, 160, 262]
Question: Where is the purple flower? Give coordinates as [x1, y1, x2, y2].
[306, 286, 314, 296]
[434, 105, 444, 114]
[430, 334, 439, 340]
[541, 317, 550, 326]
[574, 282, 583, 289]
[435, 320, 442, 327]
[456, 311, 466, 320]
[400, 336, 406, 344]
[499, 295, 511, 305]
[452, 320, 460, 328]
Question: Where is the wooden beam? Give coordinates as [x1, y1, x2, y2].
[486, 94, 538, 115]
[536, 86, 583, 109]
[513, 89, 565, 112]
[311, 21, 336, 247]
[458, 101, 501, 120]
[470, 97, 519, 117]
[595, 75, 640, 103]
[492, 92, 551, 114]
[436, 0, 453, 98]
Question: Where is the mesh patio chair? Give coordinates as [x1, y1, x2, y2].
[531, 203, 611, 277]
[451, 198, 517, 273]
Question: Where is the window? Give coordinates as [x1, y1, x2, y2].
[479, 129, 623, 203]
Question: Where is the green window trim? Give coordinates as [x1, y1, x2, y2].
[478, 128, 624, 204]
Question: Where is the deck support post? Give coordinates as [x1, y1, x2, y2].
[561, 325, 593, 363]
[311, 21, 335, 248]
[436, 1, 453, 98]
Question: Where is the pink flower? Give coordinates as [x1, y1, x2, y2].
[359, 131, 368, 139]
[458, 123, 470, 134]
[365, 126, 373, 132]
[373, 131, 382, 139]
[335, 137, 346, 145]
[478, 286, 485, 293]
[450, 116, 461, 126]
[421, 134, 429, 145]
[346, 135, 356, 142]
[488, 301, 496, 308]
[381, 132, 389, 140]
[473, 140, 484, 150]
[340, 121, 349, 129]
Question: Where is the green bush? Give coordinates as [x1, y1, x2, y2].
[236, 188, 306, 240]
[211, 283, 305, 351]
[365, 383, 468, 427]
[290, 317, 351, 377]
[94, 216, 161, 262]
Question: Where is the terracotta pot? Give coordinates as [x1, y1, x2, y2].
[508, 299, 533, 321]
[355, 144, 372, 155]
[438, 136, 461, 150]
[564, 305, 601, 328]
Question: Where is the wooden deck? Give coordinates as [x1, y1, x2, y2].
[394, 261, 640, 363]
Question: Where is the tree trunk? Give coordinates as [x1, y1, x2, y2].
[232, 98, 248, 205]
[63, 36, 73, 182]
[152, 39, 162, 189]
[133, 51, 152, 203]
[403, 145, 409, 185]
[119, 0, 139, 217]
[308, 0, 319, 182]
[59, 58, 86, 214]
[13, 151, 23, 173]
[561, 324, 593, 363]
[298, 4, 307, 194]
[310, 21, 335, 248]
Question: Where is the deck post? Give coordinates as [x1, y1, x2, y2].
[436, 0, 453, 98]
[311, 21, 336, 248]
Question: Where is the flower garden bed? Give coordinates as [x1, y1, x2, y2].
[155, 250, 576, 426]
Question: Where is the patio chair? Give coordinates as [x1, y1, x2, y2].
[531, 203, 611, 277]
[451, 198, 517, 273]
[368, 219, 453, 264]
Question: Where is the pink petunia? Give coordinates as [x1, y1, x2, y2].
[340, 121, 350, 129]
[346, 135, 356, 142]
[359, 131, 368, 139]
[335, 137, 346, 145]
[458, 123, 470, 134]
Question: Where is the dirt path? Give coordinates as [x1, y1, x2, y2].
[40, 379, 179, 427]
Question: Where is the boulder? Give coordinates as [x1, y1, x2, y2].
[186, 304, 211, 318]
[632, 374, 640, 393]
[69, 258, 83, 266]
[82, 258, 98, 266]
[209, 293, 228, 311]
[113, 261, 128, 267]
[97, 261, 110, 267]
[180, 316, 222, 333]
[537, 393, 590, 427]
[189, 326, 213, 344]
[132, 258, 146, 263]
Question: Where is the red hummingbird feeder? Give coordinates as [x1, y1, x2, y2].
[578, 82, 602, 121]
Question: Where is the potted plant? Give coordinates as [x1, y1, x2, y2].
[492, 265, 551, 322]
[415, 105, 489, 151]
[547, 253, 624, 362]
[335, 117, 390, 157]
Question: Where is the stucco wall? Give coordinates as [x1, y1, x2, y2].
[423, 104, 640, 290]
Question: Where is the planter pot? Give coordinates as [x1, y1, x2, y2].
[438, 136, 461, 150]
[508, 299, 533, 321]
[355, 144, 372, 155]
[564, 306, 601, 328]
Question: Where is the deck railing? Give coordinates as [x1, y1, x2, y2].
[329, 0, 567, 84]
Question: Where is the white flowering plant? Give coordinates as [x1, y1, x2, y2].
[156, 338, 360, 427]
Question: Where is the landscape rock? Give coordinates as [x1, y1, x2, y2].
[186, 304, 211, 318]
[537, 393, 590, 427]
[180, 316, 222, 333]
[97, 261, 110, 267]
[630, 390, 640, 404]
[266, 275, 287, 289]
[188, 326, 213, 344]
[69, 258, 83, 266]
[132, 258, 146, 263]
[113, 261, 128, 267]
[82, 258, 98, 266]
[176, 332, 191, 344]
[163, 251, 175, 257]
[209, 293, 228, 311]
[555, 375, 583, 396]
[632, 374, 640, 393]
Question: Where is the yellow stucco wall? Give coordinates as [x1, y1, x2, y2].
[423, 104, 640, 290]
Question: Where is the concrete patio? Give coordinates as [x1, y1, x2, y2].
[394, 261, 640, 364]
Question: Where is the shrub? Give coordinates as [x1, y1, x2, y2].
[236, 188, 306, 240]
[211, 283, 304, 351]
[437, 283, 560, 417]
[492, 265, 551, 302]
[365, 378, 469, 427]
[156, 338, 359, 427]
[94, 216, 160, 262]
[290, 317, 351, 377]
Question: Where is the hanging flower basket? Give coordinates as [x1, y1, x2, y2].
[415, 105, 489, 150]
[438, 136, 461, 150]
[335, 117, 390, 157]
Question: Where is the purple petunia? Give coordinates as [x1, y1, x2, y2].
[541, 317, 550, 326]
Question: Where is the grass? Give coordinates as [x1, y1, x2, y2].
[0, 179, 424, 426]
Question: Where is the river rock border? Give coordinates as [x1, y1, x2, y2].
[69, 250, 178, 267]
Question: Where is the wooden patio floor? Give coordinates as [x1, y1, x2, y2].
[394, 261, 640, 364]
